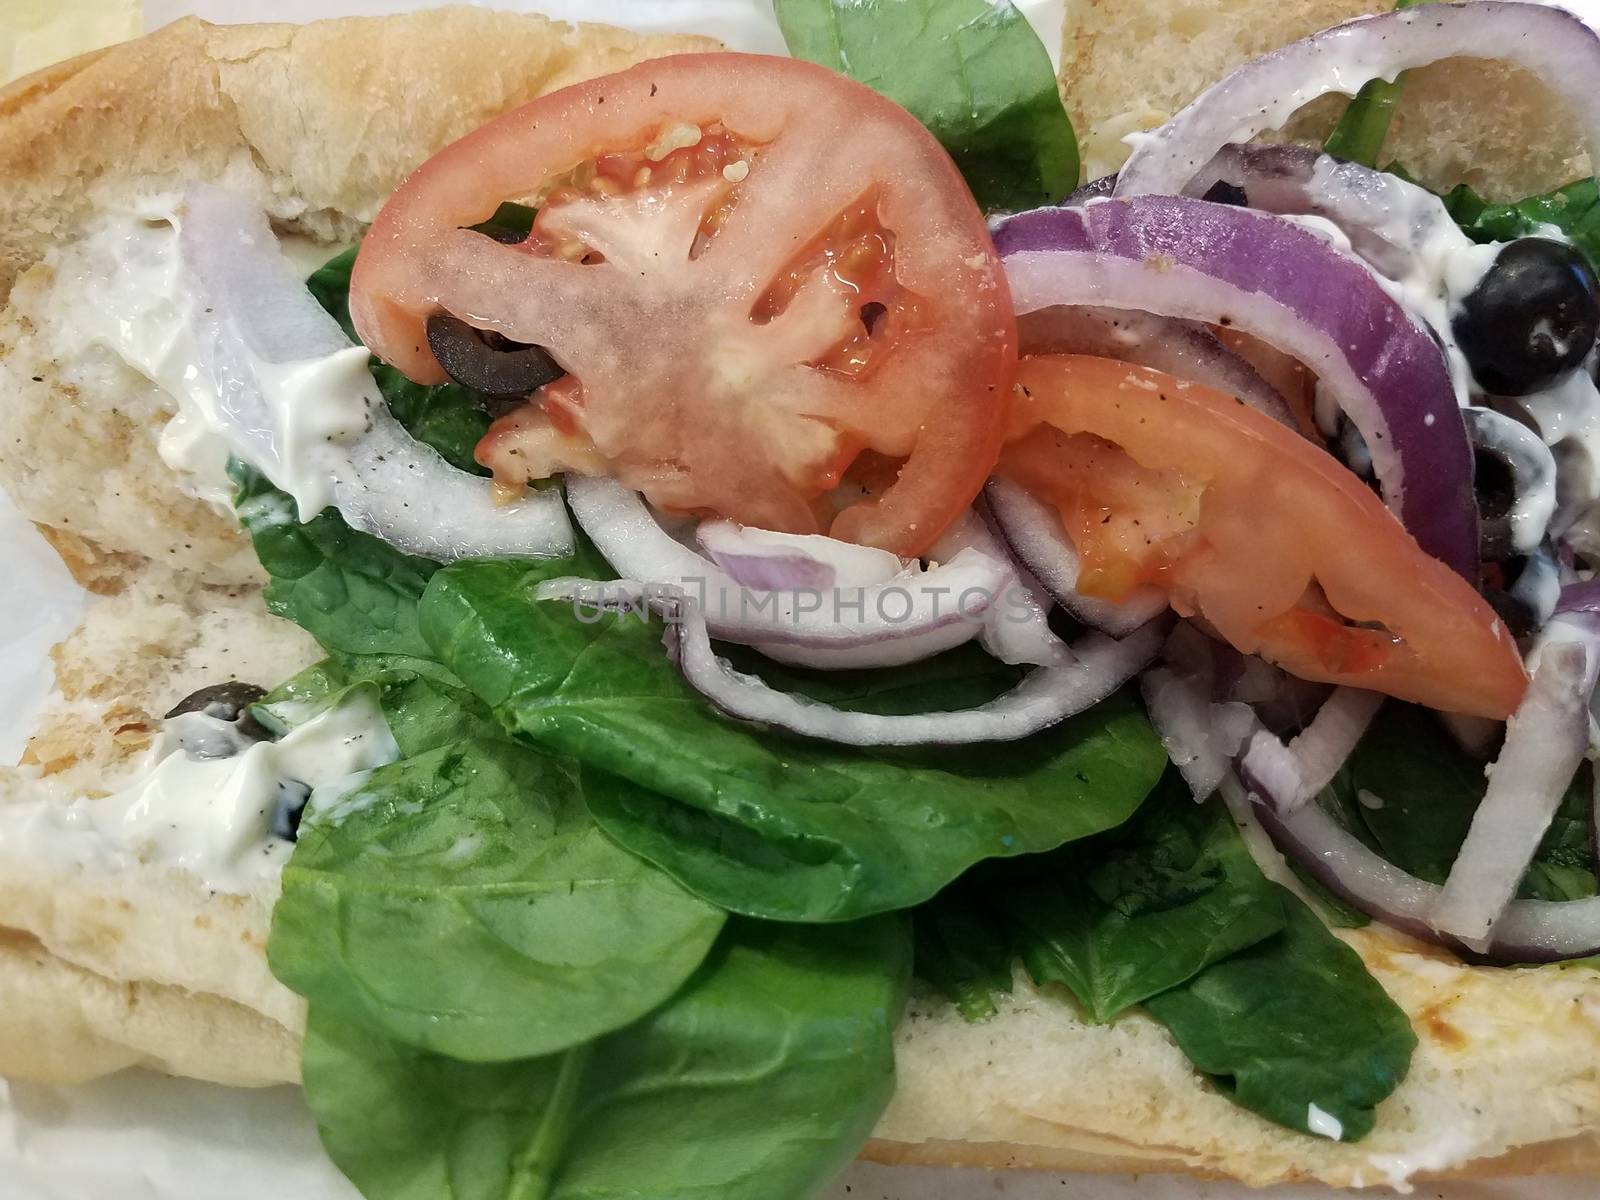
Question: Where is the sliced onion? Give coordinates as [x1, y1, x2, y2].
[1141, 666, 1254, 799]
[1247, 772, 1600, 963]
[991, 197, 1477, 578]
[669, 610, 1163, 746]
[180, 185, 574, 560]
[696, 520, 903, 593]
[1237, 687, 1384, 812]
[929, 507, 1074, 668]
[1017, 305, 1294, 427]
[1115, 2, 1600, 200]
[985, 477, 1169, 635]
[1431, 642, 1593, 947]
[536, 577, 1165, 746]
[567, 475, 1007, 663]
[1184, 145, 1458, 280]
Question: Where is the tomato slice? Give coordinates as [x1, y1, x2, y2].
[1001, 355, 1527, 719]
[349, 53, 1015, 556]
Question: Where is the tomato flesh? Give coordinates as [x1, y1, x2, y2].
[1002, 355, 1527, 719]
[349, 53, 1015, 556]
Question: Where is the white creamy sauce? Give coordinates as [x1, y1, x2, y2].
[1304, 1102, 1344, 1141]
[0, 691, 398, 894]
[46, 206, 365, 514]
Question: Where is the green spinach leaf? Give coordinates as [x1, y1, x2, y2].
[774, 0, 1078, 210]
[1001, 777, 1286, 1022]
[1322, 0, 1436, 167]
[302, 916, 910, 1200]
[233, 464, 440, 659]
[271, 733, 725, 1063]
[305, 247, 491, 474]
[1145, 888, 1416, 1142]
[1442, 176, 1600, 271]
[258, 654, 502, 755]
[420, 558, 1166, 922]
[912, 881, 1015, 1021]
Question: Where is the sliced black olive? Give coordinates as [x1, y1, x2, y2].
[1463, 406, 1557, 562]
[1200, 179, 1248, 207]
[271, 780, 313, 842]
[166, 681, 272, 752]
[166, 681, 268, 723]
[1482, 546, 1560, 639]
[425, 312, 565, 399]
[1454, 238, 1600, 396]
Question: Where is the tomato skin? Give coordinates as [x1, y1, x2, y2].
[349, 53, 1015, 556]
[1001, 355, 1527, 719]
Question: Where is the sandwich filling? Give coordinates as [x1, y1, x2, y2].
[11, 1, 1600, 1196]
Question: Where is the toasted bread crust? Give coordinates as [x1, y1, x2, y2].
[0, 9, 718, 299]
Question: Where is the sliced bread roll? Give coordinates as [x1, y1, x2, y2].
[2, 6, 1599, 1189]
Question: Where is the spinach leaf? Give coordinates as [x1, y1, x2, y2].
[1442, 176, 1600, 270]
[271, 731, 724, 1064]
[1145, 888, 1416, 1142]
[259, 654, 502, 755]
[1000, 777, 1286, 1022]
[302, 916, 910, 1200]
[421, 558, 1166, 922]
[1322, 0, 1436, 167]
[912, 882, 1014, 1021]
[306, 246, 491, 474]
[774, 0, 1078, 211]
[233, 464, 440, 659]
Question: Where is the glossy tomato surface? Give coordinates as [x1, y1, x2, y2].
[1001, 355, 1526, 718]
[350, 53, 1015, 556]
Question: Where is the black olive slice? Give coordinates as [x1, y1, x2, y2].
[425, 312, 565, 399]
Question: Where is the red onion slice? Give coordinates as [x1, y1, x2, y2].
[696, 520, 904, 593]
[1017, 305, 1295, 427]
[1237, 687, 1385, 812]
[1115, 2, 1600, 200]
[180, 185, 573, 560]
[566, 475, 1008, 663]
[986, 477, 1169, 635]
[992, 197, 1477, 578]
[1431, 642, 1593, 948]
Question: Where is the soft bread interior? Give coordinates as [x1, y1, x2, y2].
[1060, 0, 1591, 196]
[3, 3, 1600, 1189]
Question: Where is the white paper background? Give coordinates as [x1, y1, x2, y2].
[0, 2, 1589, 1197]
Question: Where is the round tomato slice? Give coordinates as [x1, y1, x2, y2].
[1001, 355, 1527, 719]
[349, 53, 1015, 557]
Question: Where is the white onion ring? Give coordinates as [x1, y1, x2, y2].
[1431, 641, 1594, 947]
[536, 579, 1165, 746]
[929, 506, 1074, 668]
[180, 185, 573, 560]
[1116, 2, 1600, 199]
[1247, 770, 1600, 963]
[985, 477, 1169, 636]
[1237, 687, 1385, 812]
[1141, 666, 1254, 800]
[567, 475, 1009, 663]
